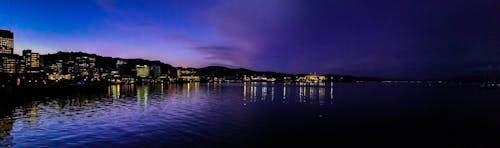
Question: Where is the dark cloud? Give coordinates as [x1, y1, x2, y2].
[203, 0, 500, 78]
[195, 45, 245, 66]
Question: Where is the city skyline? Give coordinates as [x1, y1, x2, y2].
[1, 0, 500, 79]
[2, 29, 351, 86]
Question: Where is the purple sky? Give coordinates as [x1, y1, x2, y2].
[1, 0, 500, 79]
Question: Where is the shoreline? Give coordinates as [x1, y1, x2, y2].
[0, 81, 494, 94]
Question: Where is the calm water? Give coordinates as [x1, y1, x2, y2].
[1, 82, 500, 147]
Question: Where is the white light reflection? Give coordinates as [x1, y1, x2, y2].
[283, 83, 287, 100]
[261, 85, 267, 100]
[330, 83, 335, 104]
[319, 86, 325, 105]
[243, 82, 247, 98]
[241, 82, 335, 105]
[271, 86, 274, 101]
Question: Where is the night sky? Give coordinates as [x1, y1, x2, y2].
[1, 0, 500, 79]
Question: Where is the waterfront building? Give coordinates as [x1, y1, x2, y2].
[0, 29, 15, 74]
[178, 75, 200, 82]
[297, 74, 326, 83]
[151, 65, 161, 79]
[283, 76, 293, 82]
[121, 76, 136, 84]
[176, 68, 195, 76]
[243, 75, 251, 82]
[0, 29, 14, 54]
[205, 76, 224, 83]
[1, 55, 19, 74]
[47, 60, 71, 81]
[0, 31, 42, 76]
[224, 75, 245, 83]
[251, 76, 276, 82]
[22, 49, 41, 73]
[176, 68, 200, 82]
[136, 65, 150, 78]
[76, 56, 96, 76]
[48, 73, 72, 81]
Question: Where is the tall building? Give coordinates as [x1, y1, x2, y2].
[0, 30, 14, 54]
[23, 49, 41, 73]
[0, 29, 15, 74]
[23, 50, 32, 68]
[32, 53, 40, 68]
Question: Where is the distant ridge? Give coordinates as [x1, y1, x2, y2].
[38, 51, 385, 82]
[38, 51, 500, 83]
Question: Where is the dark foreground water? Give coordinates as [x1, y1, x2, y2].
[1, 82, 500, 147]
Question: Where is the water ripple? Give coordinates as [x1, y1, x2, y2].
[0, 83, 340, 147]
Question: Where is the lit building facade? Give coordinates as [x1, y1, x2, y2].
[46, 55, 99, 81]
[136, 65, 150, 78]
[1, 55, 18, 74]
[176, 69, 195, 76]
[297, 74, 326, 83]
[178, 75, 200, 82]
[176, 68, 200, 82]
[250, 76, 276, 82]
[76, 56, 96, 76]
[23, 49, 41, 73]
[0, 30, 14, 54]
[0, 30, 15, 74]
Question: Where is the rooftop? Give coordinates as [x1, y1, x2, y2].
[0, 29, 14, 38]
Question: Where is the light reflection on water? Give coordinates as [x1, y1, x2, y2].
[242, 82, 335, 105]
[1, 83, 500, 146]
[0, 82, 336, 147]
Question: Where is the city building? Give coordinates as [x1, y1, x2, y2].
[116, 60, 127, 67]
[283, 76, 293, 82]
[0, 29, 15, 74]
[0, 29, 14, 54]
[76, 56, 96, 76]
[46, 55, 99, 81]
[48, 60, 72, 81]
[65, 59, 76, 74]
[176, 68, 195, 76]
[23, 49, 41, 73]
[176, 68, 200, 82]
[297, 74, 326, 83]
[1, 55, 19, 74]
[136, 65, 150, 78]
[151, 65, 162, 79]
[0, 31, 36, 75]
[251, 76, 276, 82]
[243, 75, 251, 82]
[177, 75, 200, 82]
[203, 76, 224, 83]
